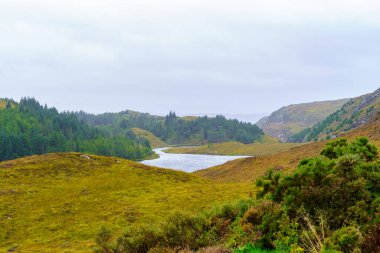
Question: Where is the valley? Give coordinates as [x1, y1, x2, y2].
[1, 88, 380, 252]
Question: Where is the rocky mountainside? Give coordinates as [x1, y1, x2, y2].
[291, 88, 380, 142]
[255, 98, 349, 142]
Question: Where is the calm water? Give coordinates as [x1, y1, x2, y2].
[140, 148, 249, 172]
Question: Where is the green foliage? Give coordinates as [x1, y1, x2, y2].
[0, 98, 153, 161]
[240, 200, 283, 248]
[235, 244, 283, 252]
[320, 137, 378, 161]
[116, 225, 163, 253]
[95, 227, 114, 253]
[326, 226, 363, 253]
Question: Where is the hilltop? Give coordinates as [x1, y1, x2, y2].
[0, 153, 250, 252]
[291, 88, 380, 142]
[256, 98, 349, 142]
[196, 112, 380, 183]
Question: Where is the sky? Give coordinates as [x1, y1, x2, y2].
[1, 0, 380, 122]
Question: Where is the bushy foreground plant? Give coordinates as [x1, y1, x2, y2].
[95, 138, 380, 253]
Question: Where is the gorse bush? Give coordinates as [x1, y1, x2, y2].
[96, 138, 380, 253]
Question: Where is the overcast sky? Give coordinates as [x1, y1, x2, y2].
[1, 0, 380, 121]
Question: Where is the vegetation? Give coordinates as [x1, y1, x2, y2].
[166, 141, 302, 157]
[256, 99, 349, 142]
[96, 138, 380, 252]
[0, 153, 251, 252]
[290, 88, 380, 142]
[130, 128, 167, 148]
[76, 111, 264, 146]
[0, 98, 153, 161]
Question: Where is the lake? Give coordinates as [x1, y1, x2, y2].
[140, 148, 249, 172]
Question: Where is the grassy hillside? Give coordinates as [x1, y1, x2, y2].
[130, 128, 167, 148]
[291, 88, 380, 142]
[166, 141, 302, 157]
[197, 113, 380, 183]
[0, 153, 251, 252]
[256, 99, 349, 142]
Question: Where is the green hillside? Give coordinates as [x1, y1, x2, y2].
[256, 99, 349, 142]
[291, 88, 380, 142]
[76, 111, 264, 146]
[130, 128, 167, 148]
[0, 98, 153, 162]
[0, 153, 251, 252]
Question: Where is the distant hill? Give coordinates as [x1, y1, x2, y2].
[196, 112, 380, 183]
[76, 111, 264, 146]
[256, 98, 349, 142]
[291, 88, 380, 142]
[0, 153, 250, 252]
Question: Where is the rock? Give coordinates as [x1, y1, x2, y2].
[80, 154, 91, 160]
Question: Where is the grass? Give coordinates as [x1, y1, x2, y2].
[196, 115, 380, 183]
[131, 127, 167, 148]
[165, 141, 302, 157]
[0, 153, 251, 252]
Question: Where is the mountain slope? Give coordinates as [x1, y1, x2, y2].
[291, 88, 380, 142]
[196, 113, 380, 183]
[256, 99, 349, 142]
[0, 153, 250, 252]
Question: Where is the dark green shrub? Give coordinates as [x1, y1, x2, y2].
[95, 227, 114, 253]
[361, 223, 380, 253]
[326, 226, 363, 253]
[162, 211, 209, 250]
[240, 200, 283, 248]
[115, 225, 163, 253]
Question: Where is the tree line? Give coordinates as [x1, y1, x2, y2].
[76, 111, 264, 145]
[0, 98, 153, 162]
